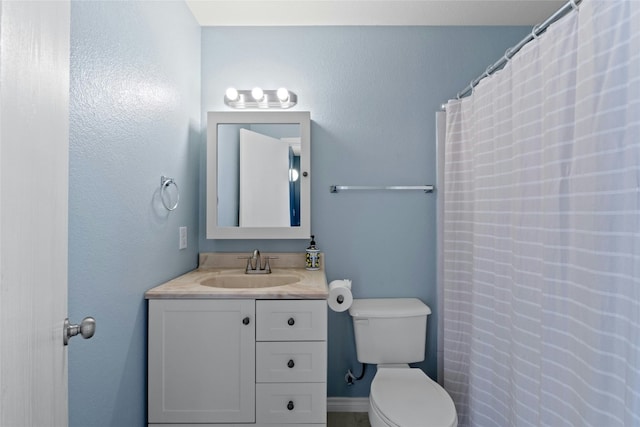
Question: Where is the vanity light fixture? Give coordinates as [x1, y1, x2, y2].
[251, 87, 264, 101]
[225, 87, 239, 101]
[277, 87, 290, 102]
[224, 87, 298, 109]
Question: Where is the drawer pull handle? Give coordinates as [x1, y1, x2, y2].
[287, 317, 295, 326]
[242, 317, 250, 325]
[287, 359, 295, 368]
[287, 401, 294, 411]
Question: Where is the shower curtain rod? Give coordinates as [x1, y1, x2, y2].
[450, 0, 582, 102]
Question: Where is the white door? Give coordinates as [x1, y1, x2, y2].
[239, 129, 290, 227]
[0, 1, 71, 426]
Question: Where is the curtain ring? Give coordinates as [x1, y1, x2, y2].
[531, 24, 540, 40]
[483, 65, 492, 79]
[502, 47, 513, 63]
[160, 176, 180, 211]
[569, 0, 579, 11]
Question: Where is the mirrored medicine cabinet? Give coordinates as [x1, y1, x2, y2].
[206, 111, 311, 239]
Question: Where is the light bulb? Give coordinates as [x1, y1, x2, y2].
[225, 87, 239, 101]
[251, 87, 264, 101]
[277, 87, 290, 102]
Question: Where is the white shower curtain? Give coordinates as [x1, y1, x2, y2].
[442, 1, 640, 426]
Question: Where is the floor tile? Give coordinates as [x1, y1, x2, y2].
[327, 412, 371, 427]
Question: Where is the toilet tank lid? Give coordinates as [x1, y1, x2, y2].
[349, 298, 431, 318]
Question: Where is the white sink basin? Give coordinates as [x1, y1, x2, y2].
[200, 274, 300, 289]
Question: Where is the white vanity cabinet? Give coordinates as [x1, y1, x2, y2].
[148, 298, 327, 427]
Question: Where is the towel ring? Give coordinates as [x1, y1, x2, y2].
[160, 176, 179, 211]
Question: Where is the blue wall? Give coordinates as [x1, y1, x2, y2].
[68, 2, 200, 426]
[199, 26, 528, 398]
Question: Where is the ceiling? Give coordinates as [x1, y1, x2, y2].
[185, 0, 566, 26]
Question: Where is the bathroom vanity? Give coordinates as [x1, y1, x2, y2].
[145, 253, 328, 427]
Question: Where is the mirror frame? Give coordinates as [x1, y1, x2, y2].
[206, 111, 311, 239]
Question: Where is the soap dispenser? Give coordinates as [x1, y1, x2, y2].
[305, 235, 320, 271]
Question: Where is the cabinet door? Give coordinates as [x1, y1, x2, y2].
[148, 299, 255, 424]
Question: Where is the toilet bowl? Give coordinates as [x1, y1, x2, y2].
[368, 367, 457, 427]
[349, 298, 457, 427]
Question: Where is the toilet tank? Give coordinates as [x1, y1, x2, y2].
[349, 298, 431, 364]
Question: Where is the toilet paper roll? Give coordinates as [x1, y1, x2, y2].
[327, 279, 353, 312]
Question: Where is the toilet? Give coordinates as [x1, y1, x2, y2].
[349, 298, 457, 427]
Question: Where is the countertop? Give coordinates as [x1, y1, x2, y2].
[145, 252, 328, 300]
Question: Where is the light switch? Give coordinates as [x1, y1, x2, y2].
[179, 226, 187, 250]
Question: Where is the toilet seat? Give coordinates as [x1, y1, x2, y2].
[370, 368, 457, 427]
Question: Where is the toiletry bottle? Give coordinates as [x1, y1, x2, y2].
[305, 235, 320, 270]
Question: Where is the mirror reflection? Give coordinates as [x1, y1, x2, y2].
[206, 111, 310, 240]
[217, 123, 301, 228]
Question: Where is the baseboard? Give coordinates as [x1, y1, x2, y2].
[327, 397, 369, 412]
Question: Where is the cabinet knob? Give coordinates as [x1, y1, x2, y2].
[242, 316, 250, 325]
[287, 401, 294, 411]
[287, 359, 295, 368]
[287, 317, 295, 326]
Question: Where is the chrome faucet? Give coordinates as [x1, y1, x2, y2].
[251, 249, 261, 270]
[244, 249, 272, 274]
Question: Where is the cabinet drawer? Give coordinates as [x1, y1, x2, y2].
[256, 300, 327, 341]
[257, 341, 326, 383]
[256, 383, 326, 424]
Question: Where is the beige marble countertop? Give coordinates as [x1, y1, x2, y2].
[145, 252, 328, 300]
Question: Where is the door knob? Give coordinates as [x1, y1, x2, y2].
[63, 317, 96, 346]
